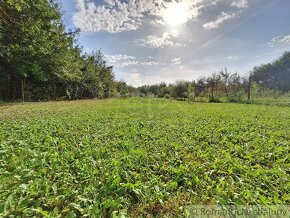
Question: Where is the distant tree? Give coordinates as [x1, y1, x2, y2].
[187, 82, 195, 102]
[195, 77, 207, 97]
[170, 81, 191, 100]
[127, 85, 137, 97]
[116, 81, 129, 98]
[218, 69, 244, 102]
[137, 85, 150, 97]
[80, 51, 115, 99]
[206, 73, 221, 102]
[219, 68, 232, 96]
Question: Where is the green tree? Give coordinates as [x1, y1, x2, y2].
[0, 0, 68, 100]
[81, 51, 115, 99]
[206, 73, 221, 102]
[116, 81, 129, 98]
[252, 51, 290, 92]
[0, 0, 116, 101]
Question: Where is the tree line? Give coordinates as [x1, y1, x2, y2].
[0, 1, 289, 102]
[135, 69, 249, 102]
[133, 52, 290, 102]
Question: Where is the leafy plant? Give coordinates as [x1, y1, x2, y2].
[0, 98, 289, 217]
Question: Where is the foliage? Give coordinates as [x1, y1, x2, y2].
[116, 81, 137, 98]
[79, 51, 116, 99]
[0, 99, 289, 217]
[170, 81, 193, 100]
[137, 69, 248, 102]
[252, 51, 290, 92]
[136, 51, 290, 102]
[227, 91, 244, 102]
[0, 0, 116, 101]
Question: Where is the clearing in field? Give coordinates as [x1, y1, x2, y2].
[0, 99, 289, 217]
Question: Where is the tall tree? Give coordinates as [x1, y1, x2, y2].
[81, 51, 116, 99]
[252, 51, 290, 92]
[0, 0, 116, 101]
[0, 0, 67, 100]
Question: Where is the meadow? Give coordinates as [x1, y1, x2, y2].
[0, 98, 289, 217]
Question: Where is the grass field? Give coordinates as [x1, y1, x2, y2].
[0, 98, 289, 217]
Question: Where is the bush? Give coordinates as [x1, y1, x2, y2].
[227, 91, 244, 102]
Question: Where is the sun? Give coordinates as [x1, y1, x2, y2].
[162, 2, 190, 26]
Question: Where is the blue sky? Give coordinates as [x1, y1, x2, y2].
[61, 0, 290, 86]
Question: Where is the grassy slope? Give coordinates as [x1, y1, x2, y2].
[0, 98, 289, 217]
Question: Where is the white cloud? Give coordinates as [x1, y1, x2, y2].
[231, 0, 248, 9]
[227, 55, 238, 60]
[203, 11, 239, 30]
[120, 65, 197, 86]
[106, 54, 138, 67]
[73, 0, 200, 33]
[171, 57, 182, 65]
[115, 61, 139, 68]
[137, 32, 183, 48]
[118, 70, 143, 87]
[140, 61, 160, 66]
[106, 54, 136, 63]
[202, 0, 249, 30]
[73, 0, 155, 33]
[106, 54, 160, 68]
[73, 0, 250, 33]
[269, 35, 290, 47]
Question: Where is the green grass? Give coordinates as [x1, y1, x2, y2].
[189, 96, 290, 107]
[0, 98, 289, 217]
[251, 97, 290, 107]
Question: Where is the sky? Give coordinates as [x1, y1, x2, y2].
[61, 0, 290, 87]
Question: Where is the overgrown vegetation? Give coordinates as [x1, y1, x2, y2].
[0, 0, 289, 103]
[0, 99, 289, 217]
[0, 0, 116, 101]
[136, 52, 290, 103]
[0, 0, 289, 217]
[252, 51, 290, 92]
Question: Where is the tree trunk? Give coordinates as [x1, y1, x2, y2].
[225, 86, 228, 97]
[21, 79, 25, 102]
[0, 58, 13, 100]
[211, 85, 214, 101]
[193, 86, 196, 101]
[247, 75, 252, 100]
[53, 84, 57, 100]
[13, 79, 16, 100]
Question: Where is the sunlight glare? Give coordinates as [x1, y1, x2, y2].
[163, 2, 190, 26]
